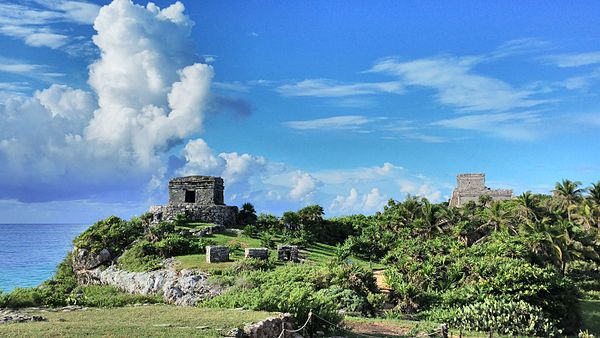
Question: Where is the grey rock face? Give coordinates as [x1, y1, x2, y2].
[191, 224, 226, 237]
[206, 246, 229, 263]
[0, 310, 46, 325]
[72, 247, 111, 270]
[76, 266, 223, 306]
[243, 313, 293, 338]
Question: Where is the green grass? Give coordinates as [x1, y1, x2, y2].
[581, 299, 600, 335]
[175, 222, 217, 231]
[0, 305, 276, 338]
[174, 230, 384, 271]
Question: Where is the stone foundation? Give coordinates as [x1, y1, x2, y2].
[206, 246, 229, 263]
[245, 248, 269, 260]
[242, 313, 294, 338]
[277, 245, 299, 262]
[150, 204, 238, 227]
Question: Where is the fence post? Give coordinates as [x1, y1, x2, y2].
[440, 323, 448, 338]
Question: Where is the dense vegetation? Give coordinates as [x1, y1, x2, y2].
[1, 179, 599, 336]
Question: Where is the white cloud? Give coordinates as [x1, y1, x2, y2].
[368, 56, 546, 112]
[284, 115, 376, 130]
[330, 187, 387, 214]
[0, 0, 213, 202]
[289, 171, 319, 201]
[0, 1, 100, 51]
[178, 138, 268, 189]
[277, 78, 403, 97]
[431, 111, 542, 140]
[544, 51, 600, 68]
[0, 62, 43, 74]
[213, 81, 250, 92]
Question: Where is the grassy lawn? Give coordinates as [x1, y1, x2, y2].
[0, 305, 276, 338]
[581, 299, 600, 335]
[174, 230, 384, 270]
[175, 222, 217, 231]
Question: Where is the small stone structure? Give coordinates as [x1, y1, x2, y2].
[245, 248, 269, 260]
[150, 176, 238, 226]
[190, 224, 226, 237]
[449, 173, 513, 207]
[277, 245, 299, 262]
[242, 313, 293, 338]
[206, 245, 229, 263]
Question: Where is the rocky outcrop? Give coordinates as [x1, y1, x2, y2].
[72, 247, 111, 270]
[0, 310, 46, 325]
[75, 266, 224, 306]
[190, 224, 226, 237]
[242, 313, 294, 338]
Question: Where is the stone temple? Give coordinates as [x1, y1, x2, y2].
[149, 176, 238, 226]
[448, 173, 512, 207]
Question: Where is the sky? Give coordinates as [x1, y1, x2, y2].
[0, 0, 599, 223]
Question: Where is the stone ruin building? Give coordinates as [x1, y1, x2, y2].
[150, 176, 238, 226]
[449, 173, 513, 207]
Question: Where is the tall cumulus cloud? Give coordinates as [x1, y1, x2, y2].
[0, 0, 212, 202]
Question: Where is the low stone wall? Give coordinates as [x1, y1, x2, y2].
[277, 245, 299, 262]
[191, 224, 226, 237]
[75, 266, 223, 306]
[206, 246, 229, 263]
[150, 204, 238, 227]
[245, 248, 269, 260]
[242, 313, 293, 338]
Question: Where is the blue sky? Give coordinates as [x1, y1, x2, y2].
[0, 0, 599, 223]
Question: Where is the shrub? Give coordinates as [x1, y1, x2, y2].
[427, 298, 562, 337]
[202, 264, 343, 332]
[0, 288, 43, 308]
[69, 285, 162, 307]
[73, 216, 145, 256]
[117, 240, 163, 272]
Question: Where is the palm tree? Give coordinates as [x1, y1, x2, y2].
[481, 201, 512, 234]
[478, 195, 493, 208]
[516, 191, 540, 222]
[553, 179, 585, 221]
[588, 181, 600, 206]
[419, 200, 444, 237]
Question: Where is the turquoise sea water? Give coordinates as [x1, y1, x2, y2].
[0, 224, 89, 292]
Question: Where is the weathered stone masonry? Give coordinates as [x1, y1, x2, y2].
[150, 176, 238, 226]
[206, 245, 229, 263]
[449, 173, 512, 207]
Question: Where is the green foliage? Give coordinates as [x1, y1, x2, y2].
[0, 287, 43, 308]
[203, 263, 378, 331]
[73, 215, 145, 256]
[427, 298, 561, 337]
[238, 202, 258, 226]
[259, 231, 276, 249]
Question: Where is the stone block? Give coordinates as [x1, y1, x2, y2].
[206, 246, 229, 263]
[277, 245, 299, 262]
[245, 248, 269, 260]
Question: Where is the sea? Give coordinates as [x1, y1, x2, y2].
[0, 223, 90, 292]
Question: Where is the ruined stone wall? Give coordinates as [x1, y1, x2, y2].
[245, 248, 269, 260]
[206, 246, 229, 263]
[150, 204, 238, 226]
[168, 176, 224, 205]
[242, 313, 293, 338]
[457, 173, 486, 191]
[449, 173, 512, 207]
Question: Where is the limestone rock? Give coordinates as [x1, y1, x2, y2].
[72, 247, 111, 270]
[76, 266, 223, 306]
